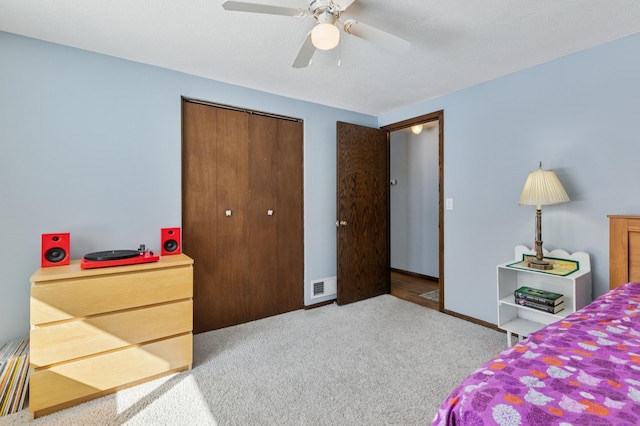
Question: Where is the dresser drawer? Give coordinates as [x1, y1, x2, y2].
[31, 300, 192, 367]
[31, 265, 193, 324]
[30, 333, 192, 415]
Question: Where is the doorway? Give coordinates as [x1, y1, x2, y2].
[382, 111, 444, 311]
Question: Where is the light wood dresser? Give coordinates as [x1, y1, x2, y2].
[29, 253, 194, 419]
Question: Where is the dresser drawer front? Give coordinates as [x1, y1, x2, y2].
[31, 266, 193, 324]
[30, 333, 192, 414]
[31, 300, 193, 367]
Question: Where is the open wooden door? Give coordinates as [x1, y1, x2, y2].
[336, 121, 389, 305]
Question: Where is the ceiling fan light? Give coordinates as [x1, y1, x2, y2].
[311, 23, 340, 50]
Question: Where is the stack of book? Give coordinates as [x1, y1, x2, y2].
[0, 337, 29, 416]
[514, 286, 565, 314]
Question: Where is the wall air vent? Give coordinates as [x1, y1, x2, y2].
[313, 281, 324, 296]
[310, 277, 337, 299]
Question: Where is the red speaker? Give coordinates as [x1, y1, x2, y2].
[41, 233, 70, 267]
[161, 228, 181, 255]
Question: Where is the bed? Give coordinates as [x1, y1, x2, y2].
[432, 215, 640, 426]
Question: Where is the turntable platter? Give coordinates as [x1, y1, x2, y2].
[83, 249, 140, 261]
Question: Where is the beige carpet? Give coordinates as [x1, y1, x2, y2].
[0, 295, 505, 425]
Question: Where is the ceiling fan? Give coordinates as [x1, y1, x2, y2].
[221, 0, 411, 68]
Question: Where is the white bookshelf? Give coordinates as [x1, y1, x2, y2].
[497, 245, 592, 346]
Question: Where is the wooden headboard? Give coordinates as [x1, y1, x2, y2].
[609, 215, 640, 289]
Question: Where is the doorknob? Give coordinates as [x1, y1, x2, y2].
[225, 209, 232, 216]
[340, 220, 347, 226]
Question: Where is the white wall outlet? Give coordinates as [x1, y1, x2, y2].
[446, 198, 453, 210]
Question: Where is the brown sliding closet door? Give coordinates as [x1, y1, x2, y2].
[274, 119, 304, 314]
[248, 115, 304, 320]
[213, 107, 251, 328]
[182, 100, 303, 333]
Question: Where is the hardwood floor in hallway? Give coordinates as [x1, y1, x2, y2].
[390, 270, 439, 310]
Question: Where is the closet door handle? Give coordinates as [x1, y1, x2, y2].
[225, 209, 232, 216]
[267, 210, 274, 216]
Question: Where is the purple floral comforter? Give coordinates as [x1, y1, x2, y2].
[432, 282, 640, 426]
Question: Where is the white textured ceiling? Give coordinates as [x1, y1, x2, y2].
[1, 1, 640, 115]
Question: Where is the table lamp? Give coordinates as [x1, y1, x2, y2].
[518, 162, 570, 270]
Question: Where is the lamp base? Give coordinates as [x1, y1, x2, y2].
[527, 258, 554, 270]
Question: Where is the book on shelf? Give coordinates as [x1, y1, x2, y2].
[515, 297, 565, 314]
[514, 286, 564, 306]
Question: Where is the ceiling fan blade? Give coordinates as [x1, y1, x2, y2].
[332, 0, 355, 11]
[343, 19, 410, 52]
[292, 32, 316, 68]
[222, 1, 307, 17]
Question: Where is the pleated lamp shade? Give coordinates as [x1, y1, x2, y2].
[518, 164, 570, 207]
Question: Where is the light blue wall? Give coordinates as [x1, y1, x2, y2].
[380, 33, 640, 324]
[390, 133, 410, 268]
[390, 129, 439, 276]
[0, 32, 376, 343]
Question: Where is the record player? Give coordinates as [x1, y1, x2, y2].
[80, 244, 159, 269]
